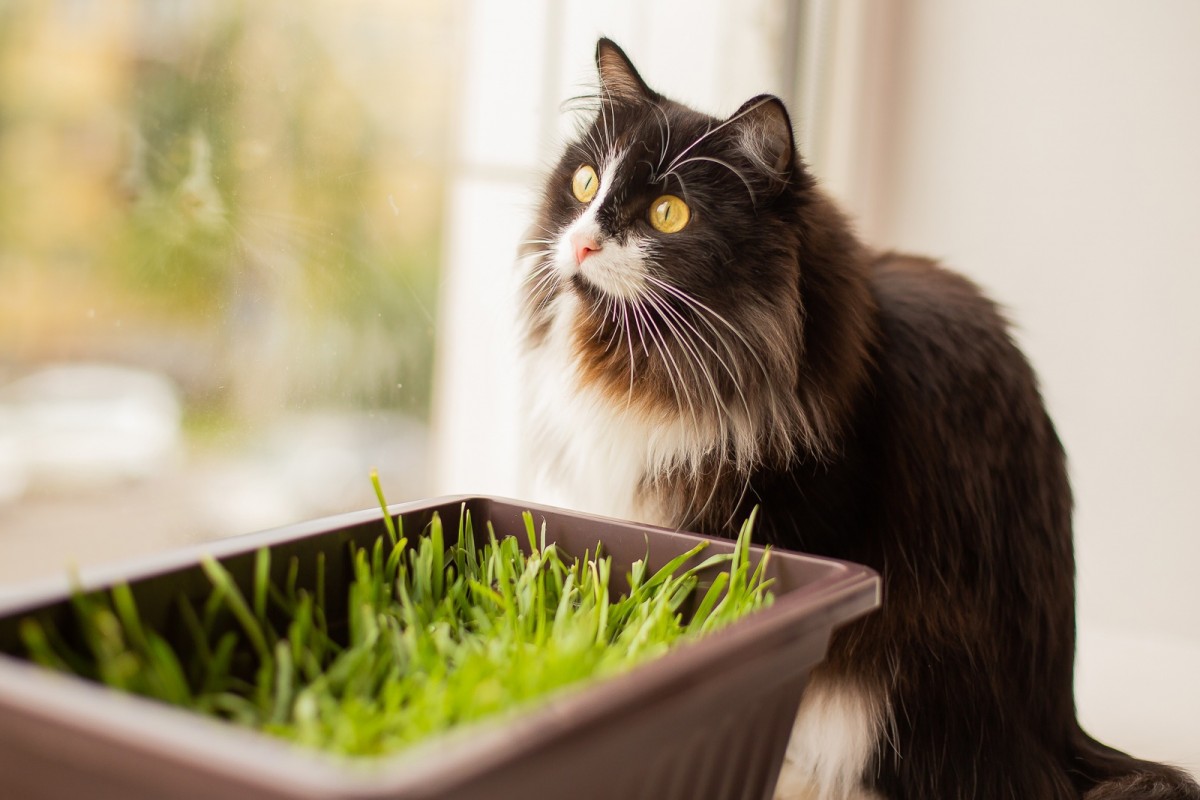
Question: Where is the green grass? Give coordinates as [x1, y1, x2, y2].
[19, 475, 774, 758]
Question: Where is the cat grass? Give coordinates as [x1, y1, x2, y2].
[18, 474, 773, 758]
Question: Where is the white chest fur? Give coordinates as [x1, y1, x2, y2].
[519, 292, 710, 527]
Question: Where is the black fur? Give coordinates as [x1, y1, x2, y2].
[518, 39, 1199, 799]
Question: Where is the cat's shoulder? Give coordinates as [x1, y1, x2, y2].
[868, 251, 1000, 329]
[865, 251, 1034, 394]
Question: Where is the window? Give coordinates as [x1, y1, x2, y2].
[0, 1, 463, 583]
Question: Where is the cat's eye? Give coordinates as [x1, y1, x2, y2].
[648, 195, 690, 234]
[572, 165, 599, 203]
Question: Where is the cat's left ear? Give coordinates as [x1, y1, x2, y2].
[729, 94, 796, 178]
[596, 38, 656, 104]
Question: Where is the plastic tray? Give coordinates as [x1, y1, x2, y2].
[0, 496, 880, 800]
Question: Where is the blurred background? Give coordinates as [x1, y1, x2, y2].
[0, 0, 453, 568]
[0, 0, 1196, 776]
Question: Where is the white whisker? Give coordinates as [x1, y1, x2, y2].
[619, 300, 637, 403]
[650, 102, 672, 177]
[630, 295, 702, 435]
[665, 95, 776, 174]
[642, 284, 753, 524]
[643, 274, 771, 380]
[670, 155, 757, 207]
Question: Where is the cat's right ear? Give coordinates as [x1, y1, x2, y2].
[729, 94, 796, 181]
[596, 38, 656, 104]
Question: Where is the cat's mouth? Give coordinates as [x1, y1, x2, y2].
[560, 249, 647, 303]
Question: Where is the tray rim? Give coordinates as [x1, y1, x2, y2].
[0, 494, 881, 797]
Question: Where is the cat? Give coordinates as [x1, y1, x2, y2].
[515, 39, 1199, 800]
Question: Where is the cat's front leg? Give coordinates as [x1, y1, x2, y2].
[773, 674, 888, 800]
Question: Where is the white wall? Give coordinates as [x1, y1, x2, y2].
[849, 0, 1200, 769]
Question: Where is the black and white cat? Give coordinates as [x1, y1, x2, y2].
[516, 39, 1198, 800]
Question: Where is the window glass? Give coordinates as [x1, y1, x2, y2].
[0, 1, 461, 585]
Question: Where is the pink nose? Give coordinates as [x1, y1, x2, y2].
[571, 231, 601, 265]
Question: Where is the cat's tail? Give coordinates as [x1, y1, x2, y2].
[1069, 723, 1200, 799]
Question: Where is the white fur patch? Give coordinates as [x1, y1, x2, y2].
[553, 149, 650, 301]
[520, 291, 714, 525]
[774, 678, 886, 800]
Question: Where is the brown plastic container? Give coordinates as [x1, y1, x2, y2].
[0, 496, 880, 800]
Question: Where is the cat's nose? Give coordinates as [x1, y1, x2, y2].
[571, 231, 601, 265]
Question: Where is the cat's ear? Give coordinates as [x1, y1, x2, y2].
[730, 94, 796, 178]
[596, 38, 656, 104]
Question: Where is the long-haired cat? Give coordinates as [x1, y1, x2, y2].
[516, 39, 1199, 800]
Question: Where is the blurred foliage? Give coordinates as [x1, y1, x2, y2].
[0, 0, 462, 419]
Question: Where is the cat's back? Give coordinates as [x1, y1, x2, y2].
[857, 250, 1073, 609]
[864, 251, 1058, 447]
[868, 252, 1025, 390]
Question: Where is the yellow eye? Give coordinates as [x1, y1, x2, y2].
[648, 195, 690, 233]
[572, 165, 599, 203]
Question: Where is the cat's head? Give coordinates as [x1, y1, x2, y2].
[520, 39, 871, 470]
